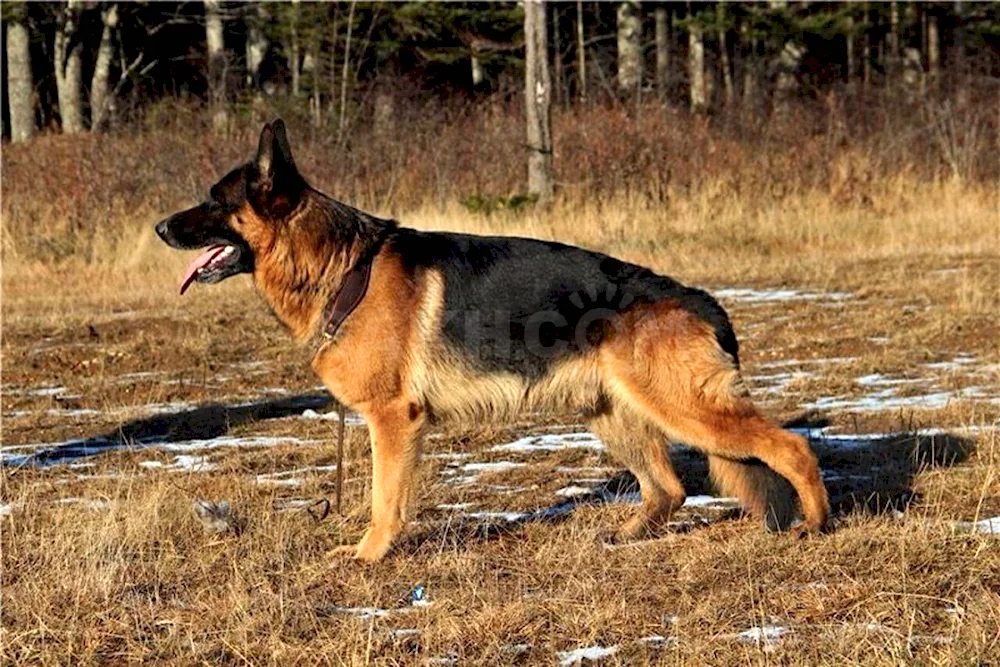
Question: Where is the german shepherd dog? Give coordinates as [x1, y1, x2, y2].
[156, 120, 829, 561]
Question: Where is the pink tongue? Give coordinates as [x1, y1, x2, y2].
[178, 245, 228, 295]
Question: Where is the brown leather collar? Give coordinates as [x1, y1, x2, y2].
[320, 252, 376, 341]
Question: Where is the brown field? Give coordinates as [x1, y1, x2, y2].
[2, 102, 999, 664]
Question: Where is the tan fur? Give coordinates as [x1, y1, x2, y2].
[406, 270, 604, 424]
[589, 404, 687, 540]
[707, 456, 797, 530]
[237, 200, 362, 341]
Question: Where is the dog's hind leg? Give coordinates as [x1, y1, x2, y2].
[334, 398, 426, 561]
[589, 405, 687, 541]
[601, 308, 830, 533]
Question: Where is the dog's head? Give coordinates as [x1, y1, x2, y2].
[155, 119, 305, 294]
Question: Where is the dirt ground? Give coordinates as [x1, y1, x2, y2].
[2, 234, 998, 665]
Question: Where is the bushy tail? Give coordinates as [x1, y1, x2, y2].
[708, 455, 797, 531]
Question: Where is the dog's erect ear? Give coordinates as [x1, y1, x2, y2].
[255, 122, 275, 178]
[254, 119, 297, 184]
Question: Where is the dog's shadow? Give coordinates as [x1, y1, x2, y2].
[401, 415, 977, 553]
[7, 392, 334, 468]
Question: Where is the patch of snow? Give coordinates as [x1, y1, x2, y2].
[803, 387, 999, 412]
[555, 486, 593, 497]
[715, 288, 851, 304]
[160, 435, 320, 452]
[750, 371, 815, 394]
[141, 455, 217, 472]
[437, 503, 475, 511]
[463, 511, 528, 522]
[0, 503, 19, 517]
[923, 356, 977, 371]
[327, 606, 400, 619]
[557, 645, 619, 665]
[490, 432, 605, 453]
[140, 401, 198, 415]
[425, 452, 472, 461]
[735, 626, 787, 646]
[0, 453, 31, 466]
[954, 516, 1000, 535]
[854, 374, 924, 387]
[45, 408, 102, 417]
[300, 409, 366, 425]
[255, 476, 303, 487]
[683, 495, 740, 509]
[460, 461, 526, 473]
[23, 386, 67, 397]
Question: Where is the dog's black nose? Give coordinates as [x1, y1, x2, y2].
[155, 220, 169, 241]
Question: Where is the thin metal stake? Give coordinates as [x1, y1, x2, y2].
[336, 406, 346, 515]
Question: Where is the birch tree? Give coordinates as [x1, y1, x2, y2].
[688, 16, 706, 113]
[616, 1, 642, 96]
[204, 0, 227, 131]
[289, 0, 301, 97]
[90, 3, 119, 132]
[524, 0, 553, 206]
[5, 4, 35, 142]
[245, 3, 268, 90]
[926, 9, 939, 93]
[54, 0, 84, 134]
[654, 7, 670, 100]
[576, 0, 586, 104]
[717, 3, 734, 106]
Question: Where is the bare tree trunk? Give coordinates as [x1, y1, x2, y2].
[290, 0, 301, 97]
[90, 4, 118, 132]
[845, 2, 855, 86]
[328, 3, 340, 105]
[688, 19, 706, 113]
[471, 53, 484, 87]
[774, 40, 804, 113]
[245, 3, 268, 91]
[926, 10, 939, 94]
[5, 11, 35, 142]
[888, 0, 900, 84]
[616, 1, 642, 96]
[862, 4, 872, 89]
[717, 3, 734, 107]
[204, 0, 227, 132]
[954, 0, 968, 106]
[576, 0, 586, 104]
[654, 7, 669, 100]
[525, 0, 553, 206]
[902, 46, 923, 102]
[338, 0, 357, 142]
[54, 0, 84, 134]
[741, 20, 757, 117]
[310, 31, 322, 127]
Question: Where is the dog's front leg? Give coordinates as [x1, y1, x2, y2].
[335, 398, 425, 562]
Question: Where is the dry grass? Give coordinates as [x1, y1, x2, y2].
[2, 101, 1000, 664]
